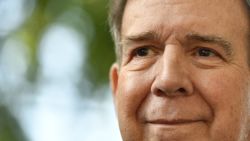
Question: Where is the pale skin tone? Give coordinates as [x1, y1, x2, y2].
[110, 0, 250, 141]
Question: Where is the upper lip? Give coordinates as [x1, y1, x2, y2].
[146, 119, 204, 125]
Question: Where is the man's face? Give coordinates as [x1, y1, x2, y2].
[110, 0, 250, 141]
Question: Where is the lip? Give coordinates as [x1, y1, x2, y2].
[146, 119, 205, 125]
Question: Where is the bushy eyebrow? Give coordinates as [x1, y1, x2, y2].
[122, 31, 233, 56]
[121, 31, 161, 48]
[120, 31, 161, 54]
[123, 31, 161, 43]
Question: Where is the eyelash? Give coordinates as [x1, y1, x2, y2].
[131, 46, 159, 58]
[127, 46, 225, 63]
[132, 47, 149, 57]
[193, 47, 222, 58]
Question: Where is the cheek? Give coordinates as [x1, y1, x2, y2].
[116, 70, 153, 117]
[199, 70, 248, 112]
[195, 69, 250, 140]
[115, 69, 155, 141]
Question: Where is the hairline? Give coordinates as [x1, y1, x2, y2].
[109, 0, 250, 64]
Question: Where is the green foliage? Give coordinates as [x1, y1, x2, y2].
[0, 106, 27, 141]
[17, 0, 115, 87]
[82, 0, 115, 86]
[0, 0, 116, 140]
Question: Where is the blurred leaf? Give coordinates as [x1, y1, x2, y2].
[82, 0, 115, 87]
[7, 0, 115, 97]
[0, 106, 27, 141]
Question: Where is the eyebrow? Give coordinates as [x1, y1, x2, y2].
[121, 31, 161, 46]
[122, 31, 233, 56]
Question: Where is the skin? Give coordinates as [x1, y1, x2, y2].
[110, 0, 250, 141]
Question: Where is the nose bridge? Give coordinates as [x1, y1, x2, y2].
[152, 44, 193, 96]
[160, 44, 184, 78]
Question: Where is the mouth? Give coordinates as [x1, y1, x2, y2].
[144, 118, 208, 139]
[146, 119, 205, 126]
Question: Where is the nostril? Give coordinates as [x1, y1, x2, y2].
[154, 89, 165, 97]
[153, 88, 187, 97]
[178, 88, 186, 93]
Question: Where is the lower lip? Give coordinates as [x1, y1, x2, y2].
[147, 120, 205, 128]
[144, 121, 207, 140]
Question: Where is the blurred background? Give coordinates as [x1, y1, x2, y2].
[0, 0, 121, 141]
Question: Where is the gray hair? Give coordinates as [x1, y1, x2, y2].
[108, 0, 127, 62]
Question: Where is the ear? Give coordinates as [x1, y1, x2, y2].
[110, 63, 119, 98]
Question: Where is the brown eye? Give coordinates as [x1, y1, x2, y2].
[197, 48, 216, 57]
[135, 47, 150, 57]
[191, 47, 226, 67]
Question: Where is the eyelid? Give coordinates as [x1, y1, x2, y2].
[193, 46, 228, 61]
[197, 47, 218, 56]
[193, 46, 216, 54]
[122, 45, 160, 65]
[132, 46, 151, 56]
[132, 45, 161, 57]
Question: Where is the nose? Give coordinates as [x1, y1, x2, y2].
[151, 45, 194, 97]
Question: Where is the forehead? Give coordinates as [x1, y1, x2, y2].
[121, 0, 248, 42]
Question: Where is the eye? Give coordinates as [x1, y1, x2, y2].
[133, 47, 153, 57]
[191, 47, 226, 67]
[196, 48, 217, 57]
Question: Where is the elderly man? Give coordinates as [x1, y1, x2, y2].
[109, 0, 250, 141]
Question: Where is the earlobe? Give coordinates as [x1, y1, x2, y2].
[110, 63, 119, 97]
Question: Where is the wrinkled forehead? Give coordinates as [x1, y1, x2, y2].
[122, 0, 249, 39]
[123, 0, 248, 25]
